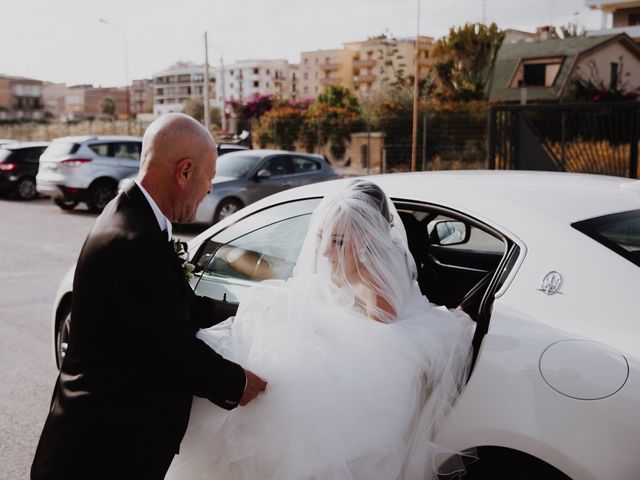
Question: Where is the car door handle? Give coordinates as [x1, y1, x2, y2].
[280, 181, 293, 186]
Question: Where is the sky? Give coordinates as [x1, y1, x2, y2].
[1, 0, 604, 87]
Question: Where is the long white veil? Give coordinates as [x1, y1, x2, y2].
[294, 179, 416, 324]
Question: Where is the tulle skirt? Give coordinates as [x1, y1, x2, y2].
[166, 276, 474, 480]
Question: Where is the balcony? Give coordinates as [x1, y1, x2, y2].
[353, 74, 376, 84]
[353, 59, 375, 68]
[319, 77, 340, 86]
[319, 62, 340, 71]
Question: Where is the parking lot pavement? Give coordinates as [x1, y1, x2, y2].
[0, 196, 203, 480]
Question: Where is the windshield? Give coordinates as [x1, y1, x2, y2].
[572, 209, 640, 267]
[43, 142, 80, 157]
[216, 152, 261, 178]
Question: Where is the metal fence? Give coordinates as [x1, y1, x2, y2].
[488, 102, 640, 179]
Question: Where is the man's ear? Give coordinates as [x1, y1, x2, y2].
[175, 158, 194, 189]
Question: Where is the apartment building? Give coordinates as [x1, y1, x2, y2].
[346, 36, 433, 97]
[587, 0, 640, 41]
[153, 61, 216, 117]
[216, 59, 292, 103]
[131, 79, 153, 115]
[297, 36, 434, 100]
[0, 75, 44, 120]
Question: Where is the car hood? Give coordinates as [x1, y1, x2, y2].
[212, 175, 240, 185]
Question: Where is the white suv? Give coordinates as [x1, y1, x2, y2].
[37, 135, 142, 212]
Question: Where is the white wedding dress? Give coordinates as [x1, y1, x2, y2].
[166, 180, 475, 480]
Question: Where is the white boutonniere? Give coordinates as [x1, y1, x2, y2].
[173, 239, 196, 280]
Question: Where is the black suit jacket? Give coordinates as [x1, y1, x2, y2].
[31, 183, 246, 479]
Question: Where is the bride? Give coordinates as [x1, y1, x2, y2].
[166, 179, 475, 480]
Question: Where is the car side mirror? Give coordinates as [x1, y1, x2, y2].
[255, 169, 272, 180]
[431, 220, 469, 246]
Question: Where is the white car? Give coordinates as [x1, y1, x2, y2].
[51, 171, 640, 479]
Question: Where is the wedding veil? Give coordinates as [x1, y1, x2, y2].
[293, 179, 416, 324]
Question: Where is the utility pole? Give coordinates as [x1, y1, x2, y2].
[220, 56, 227, 132]
[203, 31, 210, 131]
[410, 0, 421, 172]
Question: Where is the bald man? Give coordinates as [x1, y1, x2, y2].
[31, 113, 266, 479]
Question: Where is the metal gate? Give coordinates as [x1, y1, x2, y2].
[488, 102, 639, 178]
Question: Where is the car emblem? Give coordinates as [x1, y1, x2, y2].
[539, 271, 563, 295]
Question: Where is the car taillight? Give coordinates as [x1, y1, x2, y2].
[0, 163, 16, 171]
[60, 158, 92, 167]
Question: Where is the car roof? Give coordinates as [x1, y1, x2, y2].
[225, 149, 323, 158]
[219, 170, 640, 240]
[2, 141, 50, 149]
[51, 135, 142, 143]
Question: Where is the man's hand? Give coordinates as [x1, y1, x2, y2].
[239, 369, 267, 406]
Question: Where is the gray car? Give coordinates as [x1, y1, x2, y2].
[195, 149, 340, 225]
[37, 135, 142, 212]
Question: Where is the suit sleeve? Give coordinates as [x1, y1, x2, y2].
[117, 237, 246, 410]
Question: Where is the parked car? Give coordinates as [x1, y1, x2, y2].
[217, 143, 249, 156]
[36, 135, 143, 213]
[50, 171, 640, 479]
[119, 149, 340, 225]
[0, 141, 50, 200]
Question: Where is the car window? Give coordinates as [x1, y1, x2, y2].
[0, 149, 11, 162]
[25, 147, 46, 163]
[112, 142, 141, 161]
[573, 209, 640, 267]
[192, 198, 321, 302]
[43, 142, 80, 157]
[88, 143, 112, 157]
[292, 156, 321, 173]
[262, 156, 291, 176]
[216, 153, 261, 178]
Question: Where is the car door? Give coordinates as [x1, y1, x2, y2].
[243, 155, 294, 204]
[288, 155, 324, 188]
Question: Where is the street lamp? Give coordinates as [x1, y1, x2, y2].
[99, 18, 131, 134]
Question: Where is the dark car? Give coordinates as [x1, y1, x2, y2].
[0, 142, 50, 200]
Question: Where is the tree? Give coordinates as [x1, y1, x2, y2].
[430, 23, 505, 101]
[552, 23, 587, 39]
[182, 98, 222, 126]
[98, 96, 116, 118]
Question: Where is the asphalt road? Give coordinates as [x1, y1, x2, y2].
[0, 196, 203, 480]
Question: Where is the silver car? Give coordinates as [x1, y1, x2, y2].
[193, 149, 340, 225]
[37, 135, 142, 212]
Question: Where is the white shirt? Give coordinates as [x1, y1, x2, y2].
[135, 180, 172, 241]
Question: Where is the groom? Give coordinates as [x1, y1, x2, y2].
[31, 113, 267, 479]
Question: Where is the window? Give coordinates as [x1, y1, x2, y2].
[611, 62, 619, 89]
[303, 72, 308, 80]
[292, 157, 320, 173]
[262, 156, 291, 176]
[510, 57, 563, 88]
[629, 14, 640, 25]
[253, 80, 259, 88]
[253, 68, 259, 75]
[88, 143, 111, 157]
[573, 209, 640, 267]
[193, 198, 321, 302]
[112, 142, 141, 161]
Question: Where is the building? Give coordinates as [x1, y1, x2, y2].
[42, 82, 69, 119]
[489, 33, 640, 102]
[0, 75, 44, 120]
[216, 59, 293, 104]
[298, 36, 434, 100]
[587, 0, 640, 41]
[83, 87, 128, 119]
[152, 61, 216, 118]
[299, 49, 353, 98]
[131, 79, 153, 116]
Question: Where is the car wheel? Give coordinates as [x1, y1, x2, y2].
[54, 197, 79, 210]
[87, 180, 116, 213]
[214, 198, 243, 223]
[15, 177, 37, 200]
[56, 308, 71, 368]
